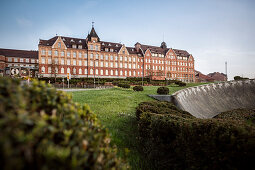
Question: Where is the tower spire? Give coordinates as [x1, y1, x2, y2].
[92, 21, 94, 28]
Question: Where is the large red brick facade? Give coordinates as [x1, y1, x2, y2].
[38, 26, 195, 82]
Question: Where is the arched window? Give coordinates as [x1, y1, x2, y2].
[41, 66, 45, 73]
[73, 68, 76, 74]
[67, 68, 70, 73]
[79, 68, 82, 74]
[61, 67, 64, 73]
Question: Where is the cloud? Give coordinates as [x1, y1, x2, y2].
[16, 17, 32, 27]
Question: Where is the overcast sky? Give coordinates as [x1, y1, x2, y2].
[0, 0, 254, 80]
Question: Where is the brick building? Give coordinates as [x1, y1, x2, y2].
[0, 48, 38, 77]
[207, 72, 227, 81]
[38, 26, 195, 82]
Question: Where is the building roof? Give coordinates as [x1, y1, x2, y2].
[87, 26, 100, 41]
[139, 43, 191, 57]
[0, 48, 38, 59]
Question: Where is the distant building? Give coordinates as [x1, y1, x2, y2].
[195, 70, 214, 82]
[38, 25, 195, 82]
[0, 48, 38, 77]
[207, 72, 227, 81]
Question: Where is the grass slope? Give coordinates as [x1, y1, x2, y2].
[70, 83, 206, 169]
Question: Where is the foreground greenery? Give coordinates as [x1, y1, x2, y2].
[0, 78, 127, 170]
[136, 100, 255, 169]
[71, 83, 206, 169]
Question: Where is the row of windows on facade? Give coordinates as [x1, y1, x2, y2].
[145, 65, 194, 72]
[41, 50, 139, 62]
[145, 59, 193, 66]
[8, 57, 38, 63]
[41, 67, 142, 77]
[41, 67, 193, 79]
[8, 64, 36, 68]
[146, 52, 191, 61]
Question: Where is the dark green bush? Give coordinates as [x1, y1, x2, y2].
[133, 85, 144, 92]
[118, 82, 130, 88]
[0, 77, 128, 170]
[136, 100, 255, 170]
[178, 82, 186, 86]
[157, 86, 169, 95]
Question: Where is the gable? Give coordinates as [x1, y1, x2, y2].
[52, 36, 67, 50]
[118, 45, 129, 55]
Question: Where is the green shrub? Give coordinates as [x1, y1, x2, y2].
[136, 100, 255, 170]
[178, 82, 186, 86]
[157, 86, 169, 95]
[0, 77, 128, 170]
[118, 82, 130, 88]
[133, 85, 144, 92]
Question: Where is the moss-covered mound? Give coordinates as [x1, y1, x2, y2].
[0, 78, 128, 170]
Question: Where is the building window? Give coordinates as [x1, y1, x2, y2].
[73, 68, 76, 74]
[115, 70, 118, 75]
[73, 60, 76, 65]
[79, 53, 82, 58]
[96, 69, 98, 75]
[54, 58, 58, 64]
[48, 50, 52, 56]
[73, 52, 76, 58]
[125, 63, 127, 68]
[31, 59, 35, 63]
[61, 59, 64, 65]
[105, 48, 108, 52]
[110, 70, 113, 75]
[100, 55, 104, 60]
[95, 61, 98, 67]
[120, 70, 123, 76]
[79, 60, 82, 66]
[78, 45, 82, 49]
[48, 67, 51, 73]
[100, 70, 103, 75]
[20, 58, 24, 62]
[115, 56, 118, 60]
[125, 71, 127, 76]
[41, 57, 45, 64]
[26, 59, 29, 63]
[95, 45, 99, 51]
[110, 55, 113, 60]
[90, 61, 93, 66]
[120, 63, 122, 68]
[55, 67, 58, 73]
[85, 69, 88, 74]
[84, 53, 87, 58]
[129, 71, 131, 76]
[54, 50, 58, 56]
[128, 64, 131, 69]
[84, 60, 87, 66]
[115, 63, 118, 68]
[14, 58, 18, 62]
[58, 42, 61, 48]
[133, 64, 136, 69]
[67, 52, 70, 57]
[110, 49, 113, 52]
[106, 70, 108, 75]
[133, 71, 136, 76]
[122, 50, 125, 54]
[72, 45, 77, 49]
[61, 51, 64, 57]
[96, 54, 99, 59]
[100, 61, 103, 67]
[105, 62, 108, 67]
[105, 55, 108, 60]
[110, 62, 113, 68]
[129, 57, 131, 62]
[67, 59, 70, 65]
[90, 69, 93, 74]
[90, 53, 93, 59]
[67, 68, 70, 73]
[61, 67, 64, 73]
[133, 57, 135, 62]
[41, 50, 46, 55]
[79, 68, 82, 74]
[90, 45, 93, 50]
[41, 66, 45, 73]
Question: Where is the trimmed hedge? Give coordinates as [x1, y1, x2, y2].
[118, 82, 130, 88]
[133, 85, 144, 92]
[0, 78, 128, 170]
[136, 101, 255, 169]
[175, 80, 186, 86]
[157, 86, 169, 95]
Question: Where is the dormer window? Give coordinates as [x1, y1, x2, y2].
[78, 45, 82, 49]
[116, 44, 118, 47]
[131, 49, 134, 51]
[90, 45, 93, 50]
[102, 42, 105, 45]
[62, 38, 65, 41]
[93, 40, 95, 43]
[72, 44, 77, 48]
[108, 43, 111, 46]
[70, 39, 74, 42]
[79, 40, 82, 43]
[122, 50, 125, 54]
[58, 42, 61, 48]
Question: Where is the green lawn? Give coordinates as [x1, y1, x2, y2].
[70, 83, 207, 169]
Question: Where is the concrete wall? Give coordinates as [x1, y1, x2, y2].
[171, 80, 255, 118]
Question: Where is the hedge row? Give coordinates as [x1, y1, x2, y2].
[38, 77, 183, 86]
[0, 78, 128, 170]
[133, 86, 144, 91]
[136, 101, 255, 169]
